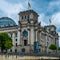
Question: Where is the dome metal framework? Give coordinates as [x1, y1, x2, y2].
[0, 17, 17, 28]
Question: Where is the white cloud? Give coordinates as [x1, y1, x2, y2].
[51, 12, 60, 30]
[46, 1, 60, 15]
[0, 0, 27, 24]
[0, 0, 25, 14]
[49, 1, 60, 6]
[38, 14, 48, 26]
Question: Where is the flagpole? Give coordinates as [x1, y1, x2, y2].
[28, 0, 31, 10]
[49, 19, 52, 25]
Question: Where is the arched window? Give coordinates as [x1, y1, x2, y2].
[23, 30, 28, 37]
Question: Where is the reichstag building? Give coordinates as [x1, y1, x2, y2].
[0, 10, 59, 53]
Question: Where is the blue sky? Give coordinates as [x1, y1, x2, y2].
[0, 0, 60, 46]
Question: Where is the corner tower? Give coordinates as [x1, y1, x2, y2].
[18, 10, 40, 53]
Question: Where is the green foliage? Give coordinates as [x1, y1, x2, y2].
[0, 33, 13, 52]
[58, 47, 60, 50]
[49, 44, 57, 50]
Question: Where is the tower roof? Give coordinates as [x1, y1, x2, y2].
[18, 10, 39, 17]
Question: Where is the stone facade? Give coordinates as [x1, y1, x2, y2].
[0, 10, 59, 53]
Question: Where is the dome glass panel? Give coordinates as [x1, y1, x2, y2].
[0, 17, 17, 27]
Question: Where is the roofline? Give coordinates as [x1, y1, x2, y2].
[18, 10, 39, 16]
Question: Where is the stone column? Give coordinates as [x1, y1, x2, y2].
[36, 31, 38, 42]
[12, 32, 15, 52]
[46, 34, 47, 47]
[31, 28, 34, 45]
[12, 32, 15, 46]
[19, 29, 21, 45]
[28, 30, 30, 44]
[18, 31, 20, 45]
[46, 34, 48, 53]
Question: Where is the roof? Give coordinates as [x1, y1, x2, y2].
[0, 17, 17, 28]
[18, 10, 39, 16]
[44, 25, 56, 29]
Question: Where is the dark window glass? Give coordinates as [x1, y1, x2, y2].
[10, 49, 12, 52]
[24, 40, 27, 46]
[16, 39, 17, 41]
[25, 16, 26, 19]
[22, 16, 23, 19]
[15, 49, 17, 53]
[16, 43, 17, 47]
[27, 15, 29, 20]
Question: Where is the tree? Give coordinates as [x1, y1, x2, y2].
[0, 33, 13, 53]
[58, 47, 60, 50]
[49, 44, 57, 50]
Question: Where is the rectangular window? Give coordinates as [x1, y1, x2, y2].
[25, 16, 26, 19]
[22, 16, 23, 19]
[16, 43, 17, 47]
[15, 49, 17, 53]
[16, 39, 17, 41]
[24, 40, 27, 46]
[27, 15, 29, 20]
[10, 49, 12, 52]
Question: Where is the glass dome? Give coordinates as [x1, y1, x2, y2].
[0, 17, 17, 27]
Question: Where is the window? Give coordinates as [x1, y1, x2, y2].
[24, 40, 27, 46]
[23, 30, 28, 37]
[22, 16, 23, 19]
[10, 49, 12, 52]
[25, 16, 26, 19]
[27, 15, 29, 20]
[16, 43, 17, 47]
[15, 49, 17, 53]
[16, 39, 17, 41]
